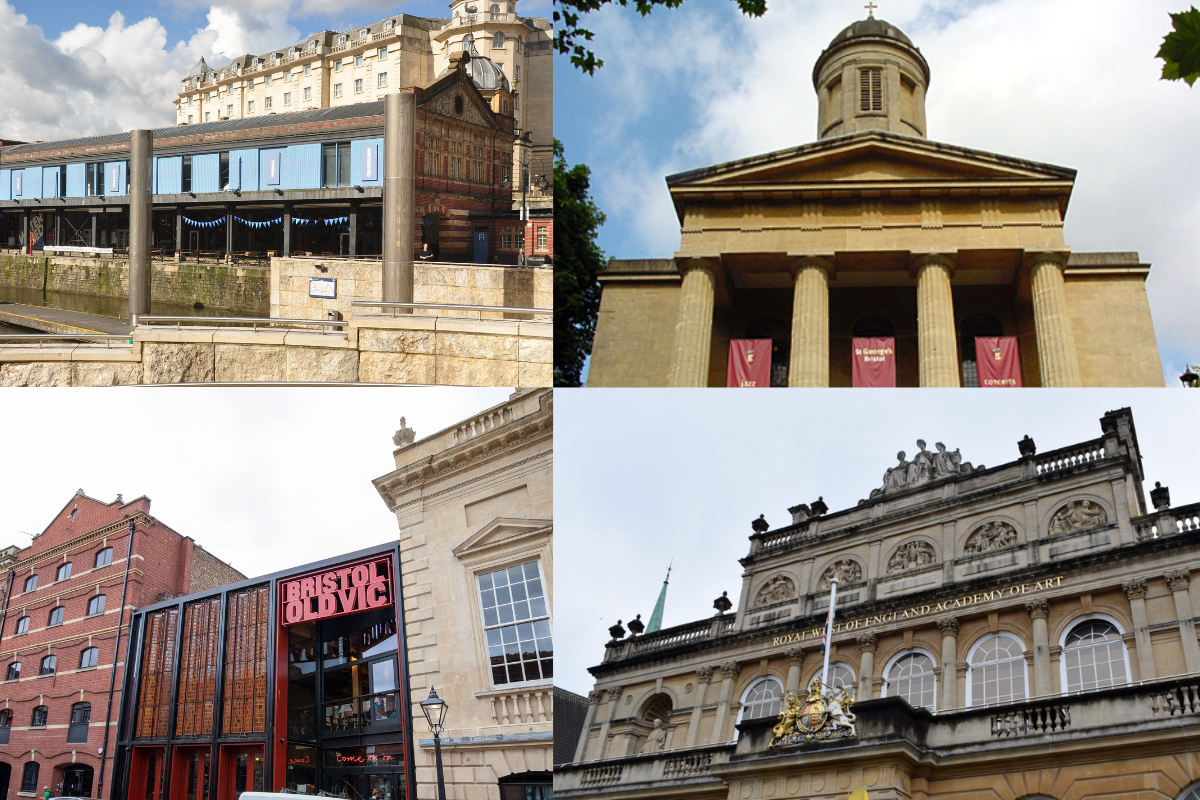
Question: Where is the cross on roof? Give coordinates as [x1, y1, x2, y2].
[865, 2, 878, 18]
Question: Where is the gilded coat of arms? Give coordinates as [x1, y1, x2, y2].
[768, 677, 856, 747]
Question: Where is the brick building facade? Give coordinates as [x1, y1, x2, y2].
[0, 492, 243, 800]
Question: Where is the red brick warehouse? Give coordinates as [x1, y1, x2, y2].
[0, 492, 242, 800]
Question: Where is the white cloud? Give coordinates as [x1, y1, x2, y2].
[572, 0, 1200, 372]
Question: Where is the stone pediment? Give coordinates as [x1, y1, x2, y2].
[667, 131, 1076, 196]
[452, 516, 552, 559]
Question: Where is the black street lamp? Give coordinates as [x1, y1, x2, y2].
[1181, 365, 1199, 389]
[421, 687, 450, 800]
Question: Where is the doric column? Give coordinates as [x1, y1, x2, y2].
[788, 256, 832, 387]
[1026, 251, 1082, 387]
[1123, 579, 1157, 681]
[857, 634, 877, 700]
[1025, 598, 1052, 697]
[595, 684, 623, 759]
[667, 258, 719, 387]
[684, 667, 713, 747]
[914, 253, 960, 387]
[937, 617, 959, 711]
[784, 647, 806, 696]
[710, 661, 741, 743]
[1166, 570, 1200, 674]
[574, 690, 604, 762]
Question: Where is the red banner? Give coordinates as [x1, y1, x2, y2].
[727, 339, 772, 387]
[852, 337, 896, 387]
[975, 337, 1023, 387]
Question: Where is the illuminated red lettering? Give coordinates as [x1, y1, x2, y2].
[337, 586, 356, 613]
[367, 584, 388, 608]
[302, 597, 318, 621]
[336, 568, 353, 590]
[284, 600, 304, 623]
[286, 582, 300, 602]
[372, 561, 388, 583]
[300, 577, 316, 598]
[352, 565, 370, 587]
[319, 593, 336, 615]
[321, 573, 338, 593]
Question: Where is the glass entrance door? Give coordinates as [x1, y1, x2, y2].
[320, 771, 400, 800]
[364, 773, 396, 800]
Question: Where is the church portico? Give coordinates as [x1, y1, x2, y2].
[587, 12, 1164, 387]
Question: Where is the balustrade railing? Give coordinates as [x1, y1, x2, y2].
[482, 687, 553, 725]
[1036, 438, 1106, 475]
[662, 750, 716, 778]
[322, 690, 402, 732]
[991, 701, 1070, 736]
[1173, 502, 1200, 533]
[1152, 681, 1200, 715]
[580, 764, 623, 787]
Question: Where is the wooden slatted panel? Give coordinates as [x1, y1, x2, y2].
[223, 587, 270, 735]
[175, 598, 220, 737]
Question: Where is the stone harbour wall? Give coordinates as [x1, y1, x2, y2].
[0, 254, 269, 313]
[0, 314, 551, 386]
[270, 257, 552, 320]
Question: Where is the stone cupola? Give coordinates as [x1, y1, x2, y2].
[812, 12, 930, 140]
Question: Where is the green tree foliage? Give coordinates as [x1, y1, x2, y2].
[554, 0, 766, 74]
[553, 140, 606, 387]
[1158, 6, 1200, 86]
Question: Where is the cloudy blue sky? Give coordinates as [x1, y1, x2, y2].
[0, 0, 549, 140]
[555, 0, 1200, 386]
[555, 389, 1200, 698]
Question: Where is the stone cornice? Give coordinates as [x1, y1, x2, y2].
[11, 512, 155, 574]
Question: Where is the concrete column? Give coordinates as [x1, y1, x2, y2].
[282, 204, 292, 258]
[1027, 251, 1082, 387]
[787, 255, 832, 387]
[684, 667, 713, 747]
[383, 91, 416, 305]
[857, 634, 877, 700]
[174, 211, 182, 260]
[53, 214, 60, 248]
[224, 206, 233, 256]
[1026, 598, 1052, 697]
[937, 617, 959, 711]
[349, 203, 359, 257]
[667, 258, 718, 387]
[1166, 570, 1200, 674]
[914, 253, 960, 387]
[573, 691, 604, 762]
[710, 661, 741, 743]
[784, 648, 805, 696]
[1124, 578, 1157, 681]
[90, 213, 97, 248]
[127, 129, 153, 320]
[594, 684, 623, 760]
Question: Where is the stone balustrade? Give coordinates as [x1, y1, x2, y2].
[1035, 437, 1106, 475]
[479, 687, 552, 725]
[560, 744, 732, 794]
[992, 700, 1071, 736]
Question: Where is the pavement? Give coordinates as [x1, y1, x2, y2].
[0, 302, 132, 335]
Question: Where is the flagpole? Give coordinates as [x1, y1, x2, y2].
[821, 577, 838, 694]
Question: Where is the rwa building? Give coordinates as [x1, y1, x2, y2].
[557, 408, 1200, 800]
[586, 14, 1164, 387]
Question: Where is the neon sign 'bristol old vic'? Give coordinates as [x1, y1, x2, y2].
[281, 558, 393, 624]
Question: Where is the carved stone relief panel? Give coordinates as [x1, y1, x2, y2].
[818, 559, 863, 590]
[755, 575, 797, 606]
[963, 521, 1018, 554]
[886, 540, 937, 574]
[1048, 499, 1109, 535]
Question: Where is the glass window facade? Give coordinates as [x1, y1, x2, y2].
[478, 560, 552, 686]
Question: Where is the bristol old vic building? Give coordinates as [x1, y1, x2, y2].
[0, 492, 242, 800]
[586, 14, 1164, 387]
[557, 408, 1200, 800]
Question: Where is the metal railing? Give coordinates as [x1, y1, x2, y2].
[351, 301, 551, 319]
[135, 316, 349, 333]
[323, 690, 402, 732]
[0, 334, 131, 348]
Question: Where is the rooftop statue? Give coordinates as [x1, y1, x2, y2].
[870, 440, 980, 500]
[393, 417, 416, 448]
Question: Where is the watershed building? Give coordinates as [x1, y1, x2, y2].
[556, 408, 1200, 800]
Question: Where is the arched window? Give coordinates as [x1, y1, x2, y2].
[959, 314, 1003, 388]
[6, 662, 20, 681]
[67, 702, 91, 743]
[884, 652, 937, 710]
[95, 548, 113, 568]
[48, 607, 64, 626]
[493, 32, 505, 48]
[1179, 783, 1200, 800]
[56, 563, 72, 581]
[0, 710, 11, 726]
[23, 575, 37, 593]
[20, 762, 39, 793]
[738, 677, 784, 722]
[88, 595, 106, 616]
[1063, 620, 1129, 693]
[826, 663, 857, 699]
[491, 3, 500, 11]
[80, 647, 99, 669]
[39, 656, 56, 676]
[968, 633, 1027, 706]
[31, 706, 48, 726]
[15, 617, 29, 635]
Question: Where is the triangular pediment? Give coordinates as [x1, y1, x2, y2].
[453, 517, 552, 559]
[667, 131, 1076, 191]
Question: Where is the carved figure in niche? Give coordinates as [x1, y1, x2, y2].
[886, 540, 937, 574]
[818, 559, 862, 590]
[906, 440, 934, 485]
[755, 575, 796, 606]
[1049, 500, 1108, 534]
[964, 521, 1018, 554]
[882, 452, 910, 491]
[639, 719, 666, 754]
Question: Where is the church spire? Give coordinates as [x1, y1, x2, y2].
[646, 562, 672, 634]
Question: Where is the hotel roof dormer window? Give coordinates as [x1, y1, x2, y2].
[338, 34, 348, 45]
[385, 19, 395, 31]
[308, 39, 317, 49]
[359, 28, 369, 40]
